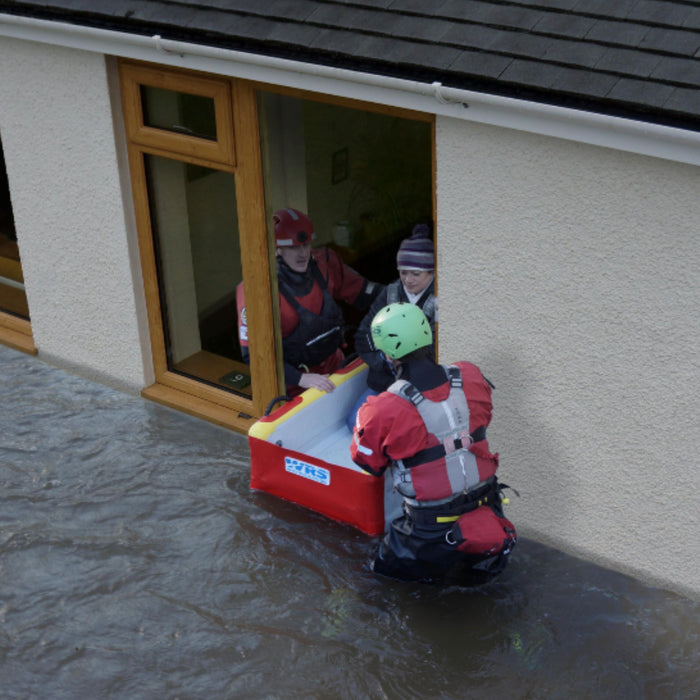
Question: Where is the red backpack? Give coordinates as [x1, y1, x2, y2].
[446, 505, 517, 557]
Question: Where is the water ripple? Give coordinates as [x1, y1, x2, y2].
[1, 345, 698, 699]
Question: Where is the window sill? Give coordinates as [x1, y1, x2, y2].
[0, 312, 36, 355]
[142, 382, 257, 435]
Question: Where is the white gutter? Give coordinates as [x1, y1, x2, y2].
[1, 12, 699, 166]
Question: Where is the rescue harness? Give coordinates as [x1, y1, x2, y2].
[278, 256, 344, 370]
[388, 365, 497, 505]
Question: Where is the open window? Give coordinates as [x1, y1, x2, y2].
[257, 91, 434, 344]
[0, 136, 35, 355]
[120, 60, 433, 433]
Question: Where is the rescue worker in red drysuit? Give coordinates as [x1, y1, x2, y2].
[350, 303, 516, 585]
[237, 208, 382, 396]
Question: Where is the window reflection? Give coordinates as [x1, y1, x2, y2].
[141, 86, 217, 140]
[144, 155, 250, 395]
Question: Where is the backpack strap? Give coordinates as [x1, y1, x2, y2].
[389, 367, 486, 469]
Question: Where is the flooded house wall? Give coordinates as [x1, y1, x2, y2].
[436, 116, 699, 598]
[1, 33, 698, 599]
[0, 39, 151, 393]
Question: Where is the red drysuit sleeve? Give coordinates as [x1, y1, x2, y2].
[350, 392, 430, 476]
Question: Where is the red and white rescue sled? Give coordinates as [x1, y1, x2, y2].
[248, 358, 402, 536]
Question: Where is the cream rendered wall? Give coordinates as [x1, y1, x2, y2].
[0, 39, 152, 392]
[436, 117, 699, 598]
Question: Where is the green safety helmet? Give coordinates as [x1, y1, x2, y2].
[370, 302, 433, 360]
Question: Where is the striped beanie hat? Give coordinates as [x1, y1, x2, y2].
[396, 224, 434, 271]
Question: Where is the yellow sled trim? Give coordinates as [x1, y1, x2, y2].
[248, 361, 367, 441]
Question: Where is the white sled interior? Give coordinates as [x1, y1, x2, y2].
[248, 359, 402, 535]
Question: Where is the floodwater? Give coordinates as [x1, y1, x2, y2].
[1, 346, 698, 700]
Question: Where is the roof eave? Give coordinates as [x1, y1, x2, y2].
[1, 11, 699, 166]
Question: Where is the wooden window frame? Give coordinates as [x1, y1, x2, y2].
[0, 310, 36, 355]
[120, 60, 436, 434]
[120, 61, 236, 166]
[120, 61, 278, 433]
[0, 139, 35, 355]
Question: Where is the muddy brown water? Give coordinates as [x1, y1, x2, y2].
[1, 346, 698, 699]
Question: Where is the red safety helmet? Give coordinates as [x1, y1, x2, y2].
[273, 208, 316, 247]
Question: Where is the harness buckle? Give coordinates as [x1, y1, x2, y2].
[442, 428, 472, 454]
[396, 468, 412, 484]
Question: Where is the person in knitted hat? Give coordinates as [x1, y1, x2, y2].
[348, 223, 437, 429]
[396, 223, 435, 273]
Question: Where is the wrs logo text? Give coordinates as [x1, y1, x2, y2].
[285, 457, 331, 486]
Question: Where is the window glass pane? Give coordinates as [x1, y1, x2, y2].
[144, 155, 250, 396]
[141, 86, 217, 140]
[0, 138, 29, 320]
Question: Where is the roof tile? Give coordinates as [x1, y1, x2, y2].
[186, 0, 255, 12]
[388, 0, 449, 12]
[197, 15, 274, 42]
[663, 86, 700, 115]
[542, 37, 609, 67]
[533, 12, 597, 39]
[266, 0, 321, 22]
[525, 0, 579, 9]
[595, 46, 663, 78]
[438, 1, 543, 30]
[488, 30, 550, 60]
[306, 4, 367, 27]
[330, 0, 394, 7]
[549, 65, 619, 98]
[188, 0, 260, 12]
[499, 58, 564, 90]
[639, 27, 700, 57]
[440, 22, 504, 50]
[448, 49, 514, 79]
[399, 41, 466, 71]
[606, 77, 676, 108]
[681, 6, 700, 30]
[359, 34, 463, 70]
[434, 0, 483, 22]
[390, 15, 456, 43]
[584, 19, 650, 47]
[628, 0, 694, 27]
[140, 5, 199, 26]
[473, 3, 543, 31]
[651, 55, 700, 87]
[572, 0, 637, 20]
[309, 27, 378, 57]
[266, 21, 324, 47]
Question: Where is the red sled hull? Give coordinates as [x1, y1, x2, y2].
[249, 437, 385, 536]
[248, 360, 400, 537]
